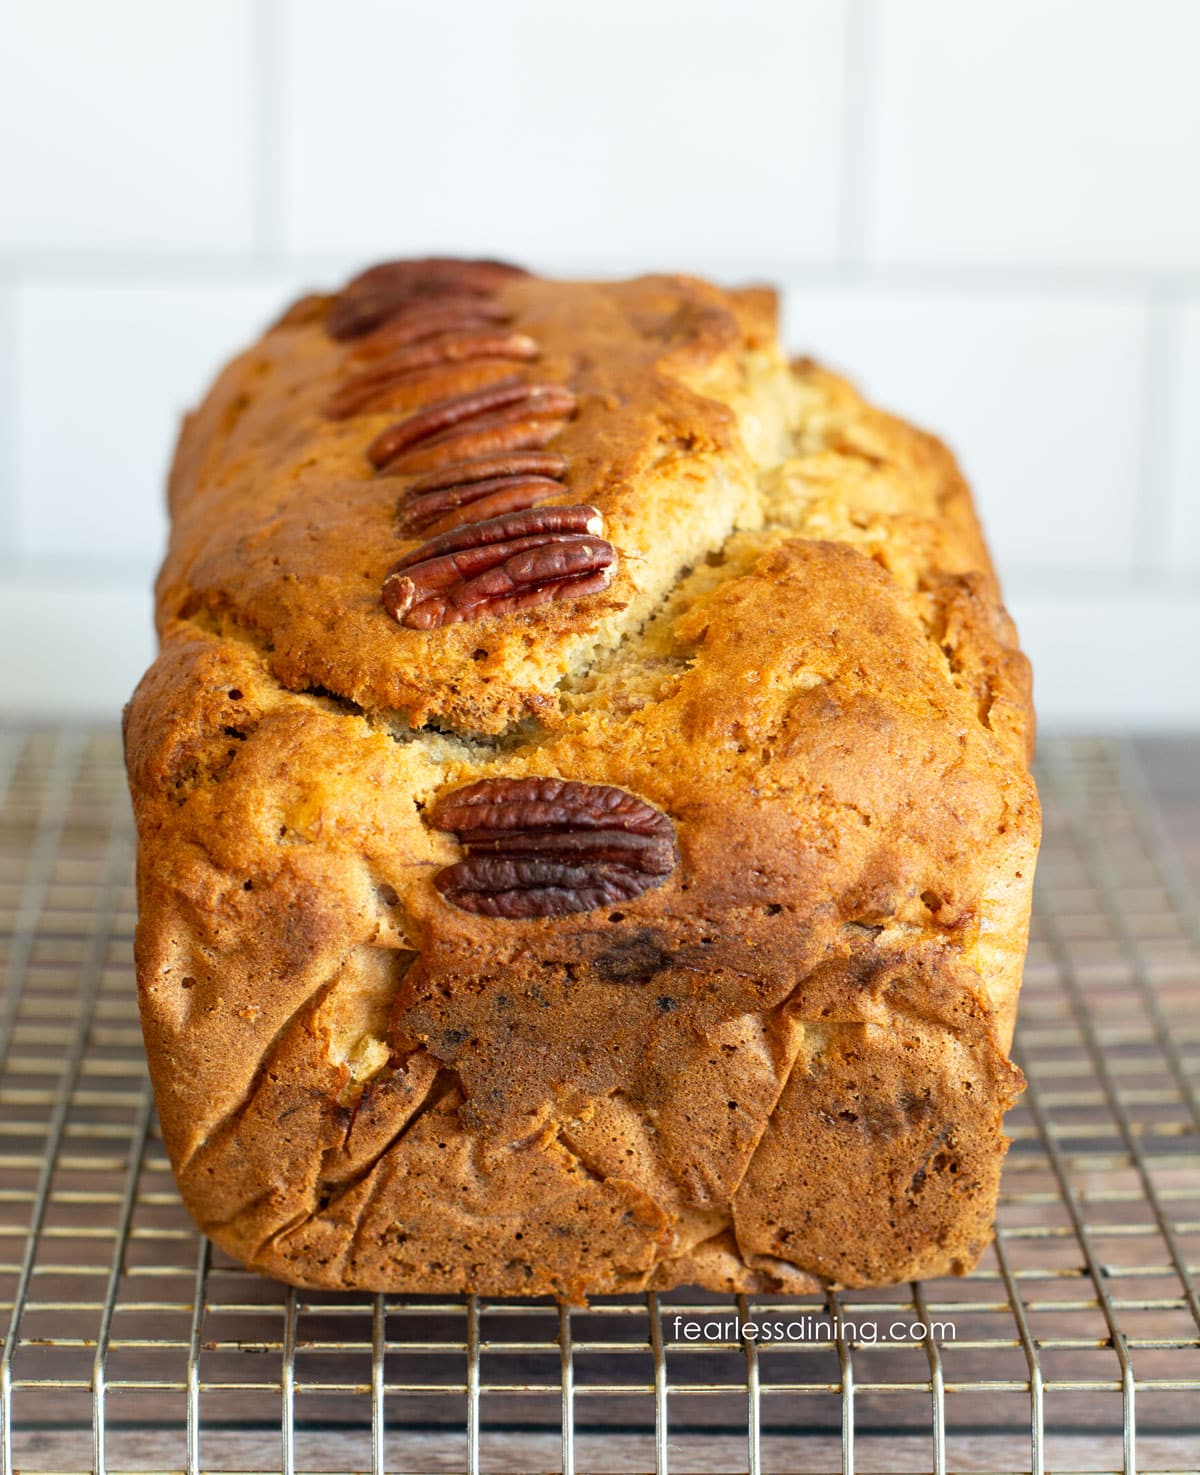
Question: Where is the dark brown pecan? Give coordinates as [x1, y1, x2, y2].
[391, 504, 598, 570]
[367, 382, 576, 470]
[374, 329, 537, 374]
[398, 450, 570, 532]
[325, 333, 540, 420]
[347, 258, 527, 296]
[326, 258, 528, 340]
[378, 412, 571, 476]
[429, 776, 677, 918]
[406, 451, 568, 493]
[381, 505, 614, 629]
[399, 474, 565, 534]
[347, 299, 511, 363]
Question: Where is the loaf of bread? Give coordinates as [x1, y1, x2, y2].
[124, 260, 1039, 1299]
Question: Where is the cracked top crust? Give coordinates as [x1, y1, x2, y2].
[125, 264, 1039, 1299]
[159, 273, 777, 732]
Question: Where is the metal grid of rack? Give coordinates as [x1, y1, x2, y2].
[0, 729, 1197, 1474]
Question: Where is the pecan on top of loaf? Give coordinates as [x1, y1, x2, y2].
[364, 380, 578, 473]
[381, 505, 616, 630]
[324, 257, 531, 341]
[429, 776, 678, 918]
[397, 451, 570, 534]
[325, 334, 542, 421]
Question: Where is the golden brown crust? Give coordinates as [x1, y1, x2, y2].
[126, 263, 1039, 1299]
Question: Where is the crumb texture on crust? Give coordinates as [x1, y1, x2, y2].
[126, 264, 1039, 1299]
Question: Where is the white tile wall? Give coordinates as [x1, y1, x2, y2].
[1009, 589, 1200, 730]
[16, 279, 300, 563]
[0, 579, 154, 722]
[0, 0, 258, 254]
[278, 0, 849, 264]
[870, 0, 1200, 271]
[2, 0, 1198, 728]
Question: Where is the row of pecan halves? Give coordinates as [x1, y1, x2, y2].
[320, 259, 618, 629]
[321, 268, 676, 918]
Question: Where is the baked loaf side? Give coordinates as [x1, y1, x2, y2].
[125, 261, 1039, 1298]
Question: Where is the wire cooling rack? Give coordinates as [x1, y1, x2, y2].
[0, 730, 1197, 1475]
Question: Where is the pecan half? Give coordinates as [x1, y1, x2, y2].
[381, 505, 614, 629]
[378, 412, 571, 476]
[327, 258, 528, 340]
[398, 450, 569, 531]
[347, 258, 527, 296]
[398, 473, 566, 534]
[326, 333, 540, 420]
[429, 776, 677, 918]
[370, 329, 538, 375]
[347, 299, 511, 363]
[406, 451, 568, 493]
[367, 382, 576, 470]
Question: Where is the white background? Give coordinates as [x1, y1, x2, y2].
[1, 0, 1198, 727]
